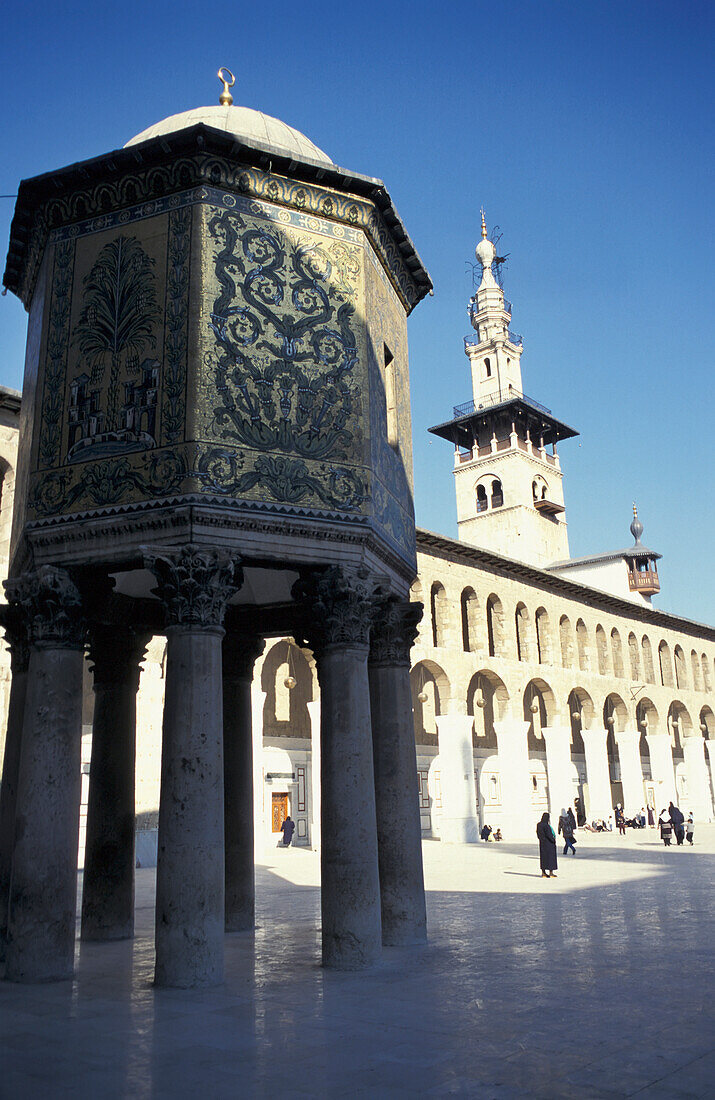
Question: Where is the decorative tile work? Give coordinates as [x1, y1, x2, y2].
[161, 206, 191, 444]
[37, 240, 75, 469]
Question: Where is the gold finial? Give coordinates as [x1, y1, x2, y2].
[633, 502, 638, 518]
[218, 67, 235, 107]
[480, 208, 488, 239]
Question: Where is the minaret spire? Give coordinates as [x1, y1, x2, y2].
[480, 208, 488, 240]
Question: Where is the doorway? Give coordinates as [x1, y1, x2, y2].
[272, 792, 289, 833]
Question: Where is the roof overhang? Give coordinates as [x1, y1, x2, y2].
[429, 396, 578, 448]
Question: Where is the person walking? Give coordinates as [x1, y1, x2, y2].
[669, 801, 685, 846]
[567, 806, 577, 833]
[659, 808, 672, 847]
[615, 804, 626, 836]
[558, 808, 577, 855]
[280, 815, 295, 847]
[536, 812, 558, 878]
[686, 812, 694, 845]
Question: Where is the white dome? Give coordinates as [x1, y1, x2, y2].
[125, 104, 333, 165]
[475, 236, 496, 269]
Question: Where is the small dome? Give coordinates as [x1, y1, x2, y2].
[125, 104, 333, 165]
[475, 236, 496, 270]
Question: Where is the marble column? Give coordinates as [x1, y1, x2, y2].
[296, 567, 382, 970]
[494, 718, 533, 838]
[251, 685, 266, 856]
[542, 726, 573, 820]
[434, 715, 479, 842]
[223, 632, 264, 932]
[682, 736, 713, 823]
[581, 729, 612, 821]
[368, 597, 426, 946]
[307, 698, 321, 851]
[0, 607, 29, 958]
[146, 546, 240, 988]
[615, 729, 646, 817]
[705, 740, 715, 817]
[3, 567, 86, 982]
[81, 626, 147, 942]
[646, 732, 677, 810]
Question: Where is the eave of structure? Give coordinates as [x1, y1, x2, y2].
[429, 396, 579, 449]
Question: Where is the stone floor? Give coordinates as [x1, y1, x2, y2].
[1, 825, 713, 1099]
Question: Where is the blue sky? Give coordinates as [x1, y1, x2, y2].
[1, 0, 713, 622]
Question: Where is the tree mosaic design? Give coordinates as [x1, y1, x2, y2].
[207, 210, 366, 510]
[73, 235, 161, 433]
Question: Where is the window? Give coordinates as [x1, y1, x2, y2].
[491, 479, 503, 508]
[382, 343, 398, 449]
[476, 484, 488, 513]
[484, 357, 492, 378]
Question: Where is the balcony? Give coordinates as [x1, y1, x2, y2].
[628, 569, 660, 594]
[452, 390, 552, 419]
[507, 330, 523, 347]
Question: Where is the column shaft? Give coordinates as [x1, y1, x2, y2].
[155, 628, 225, 987]
[646, 733, 677, 810]
[581, 729, 612, 821]
[542, 726, 574, 820]
[6, 646, 84, 981]
[615, 730, 645, 817]
[369, 661, 426, 945]
[682, 738, 713, 823]
[0, 647, 28, 956]
[494, 719, 533, 838]
[435, 714, 479, 842]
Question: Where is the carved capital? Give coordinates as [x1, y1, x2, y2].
[293, 567, 378, 653]
[4, 566, 86, 650]
[88, 624, 149, 690]
[144, 545, 242, 630]
[369, 598, 423, 668]
[0, 602, 31, 672]
[223, 632, 265, 681]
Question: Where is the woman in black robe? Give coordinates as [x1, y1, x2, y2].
[536, 812, 558, 877]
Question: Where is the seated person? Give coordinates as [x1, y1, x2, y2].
[493, 828, 503, 841]
[480, 824, 493, 841]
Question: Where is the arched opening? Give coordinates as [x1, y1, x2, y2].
[491, 478, 503, 509]
[515, 603, 532, 662]
[702, 655, 713, 693]
[261, 640, 314, 740]
[476, 484, 488, 514]
[461, 587, 479, 653]
[568, 687, 593, 756]
[604, 693, 628, 801]
[641, 636, 655, 684]
[611, 629, 624, 678]
[467, 670, 508, 750]
[430, 582, 448, 648]
[674, 646, 687, 690]
[658, 641, 673, 687]
[559, 615, 574, 669]
[411, 660, 451, 746]
[603, 693, 628, 735]
[535, 607, 552, 664]
[595, 625, 609, 676]
[576, 619, 590, 672]
[484, 356, 492, 378]
[699, 706, 715, 740]
[628, 632, 640, 681]
[486, 594, 503, 657]
[667, 701, 692, 763]
[523, 678, 555, 754]
[637, 697, 659, 737]
[691, 650, 702, 692]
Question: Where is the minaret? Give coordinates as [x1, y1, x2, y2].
[429, 214, 578, 568]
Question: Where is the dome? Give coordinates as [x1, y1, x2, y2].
[125, 104, 333, 165]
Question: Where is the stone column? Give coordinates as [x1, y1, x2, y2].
[0, 607, 29, 958]
[307, 698, 321, 851]
[81, 626, 147, 942]
[582, 729, 612, 821]
[542, 726, 574, 820]
[705, 740, 715, 817]
[251, 685, 266, 857]
[646, 732, 677, 810]
[682, 736, 713, 823]
[3, 568, 85, 982]
[146, 546, 240, 988]
[434, 715, 479, 843]
[296, 567, 382, 970]
[368, 597, 426, 946]
[494, 718, 533, 838]
[615, 729, 645, 817]
[223, 632, 264, 932]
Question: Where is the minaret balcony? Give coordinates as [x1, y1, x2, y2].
[534, 498, 565, 516]
[628, 569, 660, 594]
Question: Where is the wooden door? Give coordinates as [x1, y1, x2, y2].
[272, 793, 289, 832]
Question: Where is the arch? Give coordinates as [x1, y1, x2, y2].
[467, 669, 509, 750]
[610, 628, 624, 678]
[595, 625, 609, 676]
[559, 615, 574, 669]
[491, 478, 503, 508]
[486, 593, 504, 657]
[603, 692, 628, 734]
[667, 701, 692, 756]
[460, 587, 480, 653]
[430, 581, 449, 648]
[476, 483, 488, 513]
[532, 474, 549, 503]
[658, 641, 673, 687]
[535, 607, 552, 664]
[576, 619, 590, 672]
[523, 678, 556, 752]
[410, 577, 423, 602]
[568, 687, 593, 755]
[702, 654, 712, 692]
[636, 697, 659, 737]
[411, 659, 451, 746]
[515, 602, 532, 662]
[641, 636, 655, 684]
[691, 650, 702, 692]
[628, 632, 640, 681]
[261, 639, 314, 739]
[699, 706, 715, 740]
[674, 646, 687, 690]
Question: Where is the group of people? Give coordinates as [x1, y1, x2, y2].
[658, 803, 694, 847]
[480, 824, 503, 842]
[536, 807, 578, 878]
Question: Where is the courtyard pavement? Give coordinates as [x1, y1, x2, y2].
[0, 825, 713, 1099]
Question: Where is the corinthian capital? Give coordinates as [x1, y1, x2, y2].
[88, 624, 149, 690]
[369, 598, 423, 668]
[293, 566, 377, 653]
[4, 566, 85, 650]
[144, 545, 242, 630]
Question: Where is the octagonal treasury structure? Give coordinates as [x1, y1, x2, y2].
[4, 107, 431, 595]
